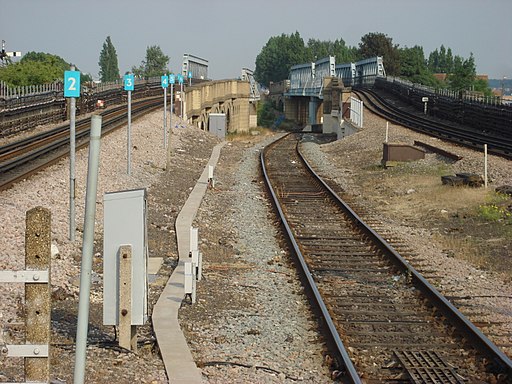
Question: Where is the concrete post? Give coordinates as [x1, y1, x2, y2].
[119, 245, 137, 352]
[25, 207, 51, 382]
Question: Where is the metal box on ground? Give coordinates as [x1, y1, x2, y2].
[103, 188, 148, 325]
[382, 142, 425, 167]
[209, 113, 226, 138]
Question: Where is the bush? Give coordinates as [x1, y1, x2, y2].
[257, 100, 276, 128]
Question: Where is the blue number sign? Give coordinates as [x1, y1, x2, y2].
[188, 71, 192, 79]
[161, 75, 169, 88]
[169, 74, 175, 84]
[64, 71, 80, 98]
[124, 74, 135, 91]
[177, 74, 184, 84]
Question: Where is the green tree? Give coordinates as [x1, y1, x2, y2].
[428, 49, 439, 73]
[428, 45, 454, 74]
[132, 45, 169, 79]
[399, 46, 439, 86]
[438, 45, 447, 73]
[448, 53, 476, 91]
[254, 32, 308, 86]
[306, 38, 358, 64]
[0, 51, 90, 86]
[257, 100, 276, 128]
[98, 36, 120, 82]
[358, 32, 400, 75]
[445, 48, 454, 73]
[473, 78, 493, 97]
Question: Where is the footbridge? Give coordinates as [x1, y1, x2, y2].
[184, 74, 258, 134]
[282, 56, 386, 126]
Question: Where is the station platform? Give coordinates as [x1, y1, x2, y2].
[152, 141, 226, 383]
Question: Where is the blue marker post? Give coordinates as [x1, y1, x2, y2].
[188, 70, 192, 86]
[124, 74, 135, 175]
[64, 66, 80, 242]
[169, 73, 175, 137]
[161, 74, 169, 148]
[177, 73, 184, 119]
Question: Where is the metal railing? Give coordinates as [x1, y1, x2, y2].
[384, 76, 507, 106]
[0, 80, 62, 99]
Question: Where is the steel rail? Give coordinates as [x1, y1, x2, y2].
[353, 88, 512, 159]
[261, 133, 512, 380]
[296, 137, 512, 377]
[260, 133, 362, 383]
[0, 98, 161, 190]
[0, 98, 156, 158]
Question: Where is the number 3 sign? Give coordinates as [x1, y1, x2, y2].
[64, 71, 80, 98]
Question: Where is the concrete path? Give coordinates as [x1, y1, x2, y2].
[152, 141, 226, 383]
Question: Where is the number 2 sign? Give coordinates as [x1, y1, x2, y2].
[64, 71, 80, 98]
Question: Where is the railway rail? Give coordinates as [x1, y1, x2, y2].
[353, 88, 512, 159]
[0, 97, 162, 191]
[261, 133, 512, 382]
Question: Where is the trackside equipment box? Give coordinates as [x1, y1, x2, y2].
[209, 113, 226, 138]
[103, 188, 148, 325]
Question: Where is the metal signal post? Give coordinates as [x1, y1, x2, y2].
[161, 75, 169, 148]
[0, 40, 22, 63]
[124, 74, 135, 175]
[64, 65, 81, 241]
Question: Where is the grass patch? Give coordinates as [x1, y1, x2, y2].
[432, 233, 489, 269]
[431, 190, 512, 280]
[226, 127, 273, 141]
[477, 192, 512, 224]
[386, 160, 452, 177]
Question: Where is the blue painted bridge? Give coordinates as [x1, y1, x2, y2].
[281, 56, 385, 126]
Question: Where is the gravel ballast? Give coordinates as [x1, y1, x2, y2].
[1, 101, 511, 382]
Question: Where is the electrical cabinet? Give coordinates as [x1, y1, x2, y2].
[103, 188, 148, 325]
[209, 113, 226, 138]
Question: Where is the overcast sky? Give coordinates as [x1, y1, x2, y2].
[1, 0, 510, 80]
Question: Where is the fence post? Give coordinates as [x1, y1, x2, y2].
[25, 206, 51, 382]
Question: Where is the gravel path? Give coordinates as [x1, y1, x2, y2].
[179, 135, 333, 383]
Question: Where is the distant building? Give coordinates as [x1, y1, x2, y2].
[433, 73, 448, 82]
[476, 74, 489, 82]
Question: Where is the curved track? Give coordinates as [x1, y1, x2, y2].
[353, 88, 512, 159]
[0, 97, 161, 190]
[261, 133, 512, 382]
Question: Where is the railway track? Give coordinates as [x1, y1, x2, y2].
[353, 88, 512, 159]
[261, 133, 512, 383]
[0, 97, 162, 191]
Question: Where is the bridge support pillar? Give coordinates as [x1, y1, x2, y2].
[322, 77, 355, 138]
[308, 97, 317, 125]
[284, 98, 297, 121]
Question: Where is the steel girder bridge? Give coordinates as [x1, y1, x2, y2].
[284, 56, 386, 125]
